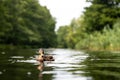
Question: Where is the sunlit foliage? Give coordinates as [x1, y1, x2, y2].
[57, 0, 120, 51]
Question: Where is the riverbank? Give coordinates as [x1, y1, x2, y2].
[0, 44, 39, 50]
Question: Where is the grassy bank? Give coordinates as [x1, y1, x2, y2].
[75, 21, 120, 51]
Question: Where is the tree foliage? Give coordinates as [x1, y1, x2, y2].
[57, 18, 82, 48]
[57, 0, 120, 50]
[84, 0, 120, 32]
[0, 0, 57, 48]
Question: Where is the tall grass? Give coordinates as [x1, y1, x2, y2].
[75, 20, 120, 51]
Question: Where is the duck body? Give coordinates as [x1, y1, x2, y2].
[37, 55, 54, 62]
[36, 48, 54, 62]
[43, 55, 54, 61]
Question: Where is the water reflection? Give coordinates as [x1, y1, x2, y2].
[38, 62, 44, 80]
[0, 49, 120, 80]
[38, 62, 44, 72]
[0, 49, 39, 80]
[49, 49, 90, 80]
[0, 49, 90, 80]
[82, 51, 120, 80]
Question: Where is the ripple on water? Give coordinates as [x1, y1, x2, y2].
[10, 56, 24, 59]
[42, 49, 90, 80]
[0, 49, 91, 80]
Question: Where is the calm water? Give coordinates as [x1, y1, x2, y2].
[0, 49, 120, 80]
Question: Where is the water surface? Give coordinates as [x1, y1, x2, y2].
[0, 49, 120, 80]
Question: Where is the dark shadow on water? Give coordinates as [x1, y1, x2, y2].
[0, 49, 54, 80]
[81, 51, 120, 80]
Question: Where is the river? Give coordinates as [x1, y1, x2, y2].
[0, 48, 120, 80]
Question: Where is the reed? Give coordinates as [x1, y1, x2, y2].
[75, 20, 120, 51]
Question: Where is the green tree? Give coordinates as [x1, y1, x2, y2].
[84, 0, 120, 32]
[57, 18, 83, 48]
[0, 0, 56, 48]
[57, 26, 68, 48]
[57, 0, 120, 50]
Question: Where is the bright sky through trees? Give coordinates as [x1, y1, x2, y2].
[39, 0, 91, 31]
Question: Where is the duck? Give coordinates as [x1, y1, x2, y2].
[36, 48, 54, 62]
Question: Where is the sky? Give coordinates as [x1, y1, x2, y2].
[39, 0, 91, 31]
